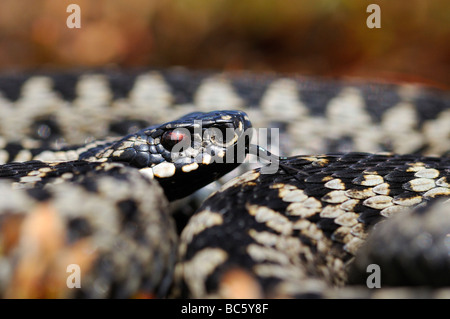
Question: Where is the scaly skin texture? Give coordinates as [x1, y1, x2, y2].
[0, 109, 251, 298]
[176, 153, 450, 298]
[0, 166, 176, 298]
[0, 69, 449, 299]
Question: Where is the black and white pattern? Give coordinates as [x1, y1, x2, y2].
[0, 69, 449, 298]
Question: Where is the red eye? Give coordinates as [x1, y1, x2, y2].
[161, 130, 189, 151]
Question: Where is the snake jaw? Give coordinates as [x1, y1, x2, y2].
[94, 110, 252, 201]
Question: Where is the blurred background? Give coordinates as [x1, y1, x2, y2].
[0, 0, 449, 88]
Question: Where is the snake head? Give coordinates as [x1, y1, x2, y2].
[101, 110, 253, 200]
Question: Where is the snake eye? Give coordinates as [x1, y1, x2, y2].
[161, 129, 190, 151]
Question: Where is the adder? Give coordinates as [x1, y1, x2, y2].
[0, 69, 449, 298]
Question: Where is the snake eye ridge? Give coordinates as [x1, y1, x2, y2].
[161, 130, 189, 151]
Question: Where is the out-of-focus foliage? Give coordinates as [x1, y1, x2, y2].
[0, 0, 449, 86]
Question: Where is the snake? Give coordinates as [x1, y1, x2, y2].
[0, 109, 252, 298]
[0, 68, 449, 298]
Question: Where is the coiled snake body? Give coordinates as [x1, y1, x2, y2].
[177, 153, 450, 298]
[0, 69, 449, 298]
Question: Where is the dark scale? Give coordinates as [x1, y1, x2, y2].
[104, 70, 139, 100]
[296, 78, 343, 116]
[358, 82, 402, 123]
[48, 72, 80, 101]
[316, 217, 341, 234]
[132, 152, 151, 168]
[230, 72, 275, 107]
[109, 119, 151, 136]
[384, 170, 417, 183]
[67, 217, 94, 244]
[161, 68, 208, 105]
[116, 148, 137, 162]
[117, 199, 139, 225]
[0, 73, 29, 101]
[413, 90, 450, 126]
[3, 143, 25, 163]
[357, 208, 384, 227]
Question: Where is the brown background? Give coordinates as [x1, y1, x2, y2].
[0, 0, 449, 88]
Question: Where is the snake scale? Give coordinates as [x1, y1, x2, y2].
[0, 68, 449, 298]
